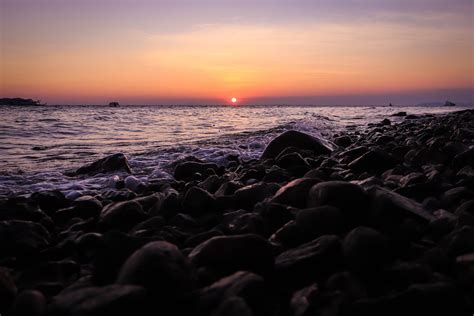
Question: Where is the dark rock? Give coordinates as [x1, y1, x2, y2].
[295, 206, 346, 240]
[371, 187, 435, 231]
[334, 135, 352, 147]
[210, 296, 253, 316]
[381, 118, 391, 125]
[72, 153, 132, 176]
[47, 285, 146, 316]
[117, 241, 196, 298]
[257, 202, 294, 237]
[0, 220, 51, 257]
[99, 200, 146, 231]
[276, 152, 309, 169]
[271, 178, 321, 208]
[350, 282, 468, 315]
[0, 197, 50, 222]
[269, 220, 307, 248]
[184, 230, 223, 248]
[349, 148, 396, 173]
[261, 130, 332, 160]
[0, 268, 16, 313]
[391, 111, 407, 117]
[452, 147, 474, 168]
[214, 181, 242, 197]
[275, 235, 341, 289]
[343, 226, 390, 272]
[441, 225, 474, 257]
[182, 186, 215, 215]
[174, 161, 219, 181]
[189, 234, 274, 277]
[220, 212, 264, 235]
[262, 166, 291, 183]
[307, 181, 370, 224]
[67, 195, 102, 219]
[199, 271, 265, 315]
[9, 290, 46, 316]
[75, 232, 104, 260]
[30, 190, 69, 215]
[440, 186, 472, 208]
[92, 231, 148, 284]
[399, 172, 427, 187]
[233, 182, 279, 209]
[17, 260, 80, 295]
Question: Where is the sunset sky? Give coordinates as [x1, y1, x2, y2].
[1, 0, 473, 105]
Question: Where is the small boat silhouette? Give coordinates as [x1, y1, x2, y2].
[109, 102, 120, 107]
[444, 101, 456, 107]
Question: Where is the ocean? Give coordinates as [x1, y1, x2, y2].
[0, 104, 469, 197]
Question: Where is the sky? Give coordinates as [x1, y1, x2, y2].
[1, 0, 473, 105]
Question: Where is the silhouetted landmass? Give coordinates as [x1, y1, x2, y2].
[109, 102, 120, 107]
[0, 98, 45, 106]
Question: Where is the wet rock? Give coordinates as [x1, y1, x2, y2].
[261, 130, 332, 160]
[290, 283, 320, 316]
[440, 186, 472, 208]
[17, 260, 80, 296]
[0, 268, 16, 313]
[295, 206, 346, 241]
[189, 234, 274, 277]
[343, 227, 390, 272]
[275, 235, 341, 289]
[391, 111, 407, 117]
[371, 187, 435, 231]
[75, 232, 104, 260]
[214, 181, 242, 197]
[182, 186, 215, 216]
[269, 220, 307, 248]
[271, 178, 321, 208]
[47, 285, 146, 316]
[276, 152, 309, 169]
[174, 161, 219, 181]
[0, 197, 50, 222]
[307, 181, 369, 224]
[233, 182, 280, 209]
[381, 118, 391, 125]
[257, 202, 294, 237]
[334, 135, 352, 147]
[30, 190, 70, 215]
[117, 241, 196, 298]
[99, 200, 146, 231]
[220, 212, 264, 235]
[452, 147, 474, 168]
[0, 220, 51, 257]
[9, 290, 46, 316]
[65, 195, 102, 219]
[71, 153, 132, 176]
[262, 166, 291, 183]
[185, 230, 223, 248]
[198, 271, 265, 315]
[348, 148, 396, 173]
[210, 296, 253, 316]
[92, 232, 149, 284]
[124, 176, 145, 192]
[442, 225, 474, 257]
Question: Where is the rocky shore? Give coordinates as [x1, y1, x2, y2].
[1, 109, 473, 315]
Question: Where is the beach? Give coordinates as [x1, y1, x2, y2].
[0, 108, 473, 315]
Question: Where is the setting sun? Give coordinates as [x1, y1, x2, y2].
[231, 97, 237, 103]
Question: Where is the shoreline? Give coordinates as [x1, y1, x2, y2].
[0, 109, 473, 314]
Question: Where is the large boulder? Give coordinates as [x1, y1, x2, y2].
[189, 234, 274, 277]
[117, 241, 196, 298]
[99, 200, 147, 231]
[233, 182, 280, 209]
[70, 153, 132, 176]
[182, 186, 215, 215]
[0, 268, 16, 313]
[261, 131, 332, 160]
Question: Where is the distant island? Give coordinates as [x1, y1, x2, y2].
[0, 98, 45, 106]
[109, 101, 120, 107]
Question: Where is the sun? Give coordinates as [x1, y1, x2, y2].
[231, 97, 237, 103]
